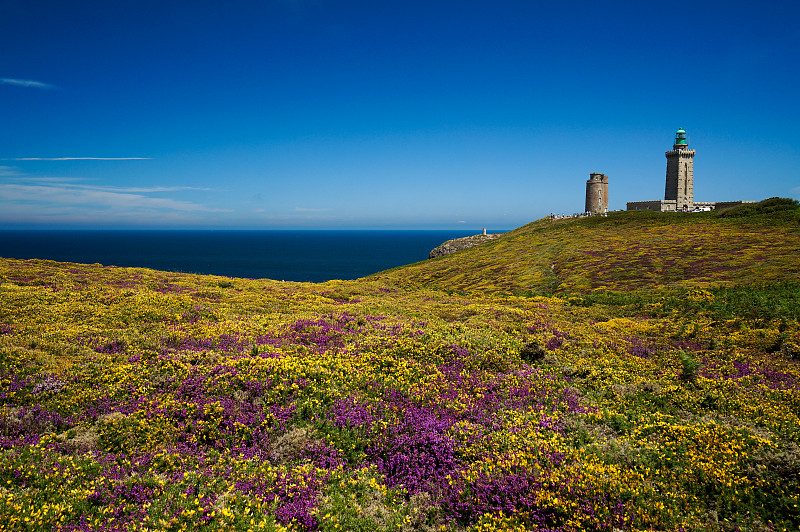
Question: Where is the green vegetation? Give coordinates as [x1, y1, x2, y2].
[716, 197, 800, 221]
[1, 203, 799, 531]
[370, 199, 800, 295]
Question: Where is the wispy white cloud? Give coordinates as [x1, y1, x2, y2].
[55, 183, 212, 193]
[294, 206, 329, 212]
[0, 166, 22, 177]
[11, 157, 150, 161]
[7, 176, 88, 183]
[0, 165, 229, 226]
[0, 202, 224, 226]
[0, 183, 224, 213]
[0, 173, 228, 229]
[1, 78, 57, 90]
[1, 174, 210, 193]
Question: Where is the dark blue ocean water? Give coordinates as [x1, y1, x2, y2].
[0, 230, 491, 282]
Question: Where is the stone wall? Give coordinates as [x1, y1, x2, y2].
[626, 200, 678, 212]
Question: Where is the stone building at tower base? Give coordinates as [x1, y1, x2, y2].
[626, 199, 754, 212]
[626, 128, 753, 213]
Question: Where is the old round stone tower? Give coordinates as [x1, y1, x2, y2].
[584, 172, 609, 214]
[664, 128, 695, 210]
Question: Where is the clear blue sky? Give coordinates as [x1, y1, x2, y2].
[2, 0, 798, 229]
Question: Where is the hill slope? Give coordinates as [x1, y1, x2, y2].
[1, 201, 799, 531]
[371, 207, 800, 295]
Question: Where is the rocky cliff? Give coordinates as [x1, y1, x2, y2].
[429, 233, 501, 259]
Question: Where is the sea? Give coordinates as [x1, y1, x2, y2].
[0, 230, 496, 283]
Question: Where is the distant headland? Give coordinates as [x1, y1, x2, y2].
[429, 228, 502, 258]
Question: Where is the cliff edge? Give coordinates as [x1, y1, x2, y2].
[429, 233, 501, 259]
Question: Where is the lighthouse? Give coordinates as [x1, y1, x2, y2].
[664, 128, 695, 211]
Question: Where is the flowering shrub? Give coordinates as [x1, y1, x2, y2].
[1, 213, 799, 531]
[372, 213, 800, 295]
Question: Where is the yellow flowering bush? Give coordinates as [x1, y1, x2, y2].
[1, 211, 799, 531]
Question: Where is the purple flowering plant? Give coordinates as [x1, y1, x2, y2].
[1, 210, 800, 531]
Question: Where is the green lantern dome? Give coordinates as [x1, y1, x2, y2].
[675, 128, 688, 145]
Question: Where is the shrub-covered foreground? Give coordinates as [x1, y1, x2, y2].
[1, 215, 799, 531]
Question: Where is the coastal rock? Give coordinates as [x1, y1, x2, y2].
[429, 233, 501, 259]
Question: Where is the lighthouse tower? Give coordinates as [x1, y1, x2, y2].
[664, 128, 695, 211]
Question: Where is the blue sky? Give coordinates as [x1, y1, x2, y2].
[2, 0, 798, 229]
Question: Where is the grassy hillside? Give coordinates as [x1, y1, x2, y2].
[1, 201, 799, 531]
[371, 203, 800, 295]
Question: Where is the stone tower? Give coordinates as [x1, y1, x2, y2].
[664, 128, 695, 210]
[584, 173, 609, 214]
